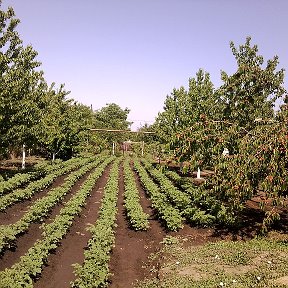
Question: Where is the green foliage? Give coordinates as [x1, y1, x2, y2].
[0, 3, 46, 154]
[95, 103, 131, 130]
[0, 156, 114, 287]
[71, 158, 121, 288]
[155, 69, 216, 144]
[93, 103, 132, 145]
[152, 37, 287, 230]
[141, 158, 191, 210]
[0, 160, 62, 196]
[218, 36, 285, 131]
[0, 3, 108, 160]
[0, 156, 105, 253]
[0, 156, 91, 211]
[123, 157, 149, 230]
[37, 84, 98, 160]
[133, 158, 183, 231]
[1, 5, 287, 235]
[208, 107, 288, 230]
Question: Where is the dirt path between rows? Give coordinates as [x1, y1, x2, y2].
[0, 167, 96, 269]
[109, 161, 219, 287]
[109, 163, 166, 288]
[34, 164, 112, 288]
[1, 159, 219, 287]
[0, 174, 68, 225]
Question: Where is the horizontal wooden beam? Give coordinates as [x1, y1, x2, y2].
[89, 128, 155, 134]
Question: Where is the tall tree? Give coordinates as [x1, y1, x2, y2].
[154, 86, 186, 143]
[36, 84, 70, 160]
[155, 69, 216, 143]
[35, 84, 95, 160]
[94, 103, 131, 130]
[93, 103, 132, 145]
[155, 69, 218, 166]
[0, 3, 44, 157]
[218, 36, 286, 131]
[168, 38, 287, 169]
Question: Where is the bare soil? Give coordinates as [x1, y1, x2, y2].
[109, 164, 166, 288]
[1, 159, 287, 288]
[0, 168, 93, 269]
[34, 165, 112, 288]
[0, 174, 67, 225]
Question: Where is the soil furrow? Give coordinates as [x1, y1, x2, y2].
[0, 168, 94, 269]
[109, 163, 165, 288]
[0, 174, 68, 225]
[33, 164, 111, 288]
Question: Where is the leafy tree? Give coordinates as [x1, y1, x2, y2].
[63, 102, 95, 157]
[0, 2, 106, 161]
[0, 4, 23, 156]
[93, 103, 132, 145]
[201, 38, 288, 229]
[37, 84, 96, 160]
[160, 38, 287, 170]
[136, 123, 158, 144]
[0, 3, 45, 158]
[218, 36, 286, 131]
[155, 69, 216, 141]
[155, 86, 186, 143]
[187, 69, 219, 120]
[94, 103, 131, 130]
[155, 69, 217, 167]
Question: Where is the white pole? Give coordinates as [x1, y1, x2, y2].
[112, 142, 115, 155]
[141, 141, 144, 156]
[197, 167, 201, 179]
[22, 144, 26, 169]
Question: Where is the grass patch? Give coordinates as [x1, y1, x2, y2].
[135, 232, 288, 287]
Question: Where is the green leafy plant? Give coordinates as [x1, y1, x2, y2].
[123, 157, 149, 230]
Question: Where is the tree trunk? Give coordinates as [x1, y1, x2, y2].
[9, 148, 17, 160]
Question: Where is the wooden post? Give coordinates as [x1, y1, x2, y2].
[22, 144, 26, 169]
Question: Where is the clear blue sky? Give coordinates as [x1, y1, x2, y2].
[2, 0, 288, 130]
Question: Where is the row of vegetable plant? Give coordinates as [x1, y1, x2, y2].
[0, 171, 44, 197]
[123, 157, 149, 230]
[0, 157, 81, 196]
[165, 169, 237, 226]
[140, 158, 191, 210]
[0, 156, 115, 288]
[0, 156, 95, 211]
[71, 157, 121, 287]
[143, 159, 215, 226]
[0, 155, 107, 253]
[133, 158, 183, 231]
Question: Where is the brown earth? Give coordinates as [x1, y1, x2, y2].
[34, 164, 112, 288]
[0, 173, 67, 225]
[0, 167, 94, 269]
[108, 163, 217, 288]
[1, 159, 287, 288]
[0, 156, 42, 171]
[109, 164, 166, 288]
